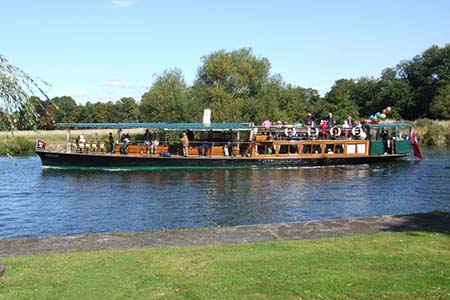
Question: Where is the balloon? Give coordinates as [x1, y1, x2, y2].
[262, 120, 272, 129]
[369, 114, 374, 120]
[367, 119, 372, 124]
[386, 107, 392, 113]
[382, 109, 387, 114]
[380, 113, 386, 120]
[375, 112, 381, 118]
[373, 116, 378, 122]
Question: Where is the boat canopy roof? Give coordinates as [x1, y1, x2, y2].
[366, 122, 411, 128]
[56, 122, 255, 131]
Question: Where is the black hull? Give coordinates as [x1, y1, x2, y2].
[36, 150, 410, 170]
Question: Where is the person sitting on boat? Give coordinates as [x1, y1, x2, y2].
[120, 133, 130, 155]
[180, 132, 189, 157]
[78, 135, 86, 152]
[141, 129, 153, 155]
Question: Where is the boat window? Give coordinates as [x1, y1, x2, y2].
[313, 144, 322, 154]
[335, 144, 344, 153]
[325, 144, 334, 154]
[290, 144, 298, 154]
[279, 144, 289, 154]
[396, 127, 410, 141]
[302, 144, 312, 154]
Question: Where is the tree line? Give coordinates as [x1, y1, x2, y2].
[2, 44, 450, 131]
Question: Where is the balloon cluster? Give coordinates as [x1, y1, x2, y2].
[366, 107, 392, 124]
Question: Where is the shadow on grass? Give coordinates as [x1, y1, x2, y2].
[382, 211, 450, 236]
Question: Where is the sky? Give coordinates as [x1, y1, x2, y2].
[2, 0, 449, 104]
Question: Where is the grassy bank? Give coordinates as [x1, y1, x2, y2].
[0, 231, 449, 300]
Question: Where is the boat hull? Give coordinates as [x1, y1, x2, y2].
[36, 150, 410, 170]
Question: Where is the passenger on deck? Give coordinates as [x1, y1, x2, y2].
[141, 129, 153, 155]
[326, 112, 335, 128]
[120, 133, 130, 154]
[180, 132, 189, 157]
[108, 132, 115, 154]
[229, 130, 237, 157]
[382, 129, 392, 154]
[305, 113, 314, 127]
[319, 120, 327, 138]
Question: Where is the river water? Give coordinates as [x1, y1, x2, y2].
[0, 148, 449, 238]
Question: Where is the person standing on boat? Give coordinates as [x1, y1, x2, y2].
[229, 129, 237, 157]
[305, 113, 314, 127]
[141, 129, 153, 155]
[108, 132, 115, 154]
[326, 112, 335, 128]
[180, 132, 189, 157]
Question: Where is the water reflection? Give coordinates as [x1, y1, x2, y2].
[0, 149, 449, 238]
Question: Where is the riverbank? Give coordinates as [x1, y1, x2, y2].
[0, 212, 449, 300]
[1, 211, 448, 257]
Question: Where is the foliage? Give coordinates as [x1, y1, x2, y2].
[0, 136, 35, 155]
[2, 45, 450, 131]
[0, 55, 49, 131]
[0, 232, 449, 299]
[140, 69, 190, 122]
[421, 124, 448, 146]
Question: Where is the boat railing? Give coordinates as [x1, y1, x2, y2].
[256, 125, 367, 141]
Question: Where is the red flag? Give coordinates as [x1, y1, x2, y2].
[36, 140, 46, 149]
[411, 129, 423, 160]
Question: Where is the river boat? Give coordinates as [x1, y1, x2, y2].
[35, 121, 422, 170]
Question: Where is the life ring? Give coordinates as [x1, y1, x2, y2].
[284, 127, 297, 137]
[351, 127, 361, 137]
[330, 126, 341, 138]
[307, 127, 319, 137]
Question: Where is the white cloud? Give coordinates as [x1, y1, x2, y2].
[112, 0, 136, 8]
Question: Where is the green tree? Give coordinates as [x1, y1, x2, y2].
[430, 83, 450, 119]
[51, 96, 77, 123]
[140, 69, 189, 122]
[114, 97, 139, 122]
[92, 102, 113, 123]
[398, 44, 450, 119]
[321, 79, 360, 123]
[1, 55, 49, 131]
[193, 48, 270, 122]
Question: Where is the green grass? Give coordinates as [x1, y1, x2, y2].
[1, 231, 449, 299]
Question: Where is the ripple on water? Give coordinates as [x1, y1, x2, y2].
[0, 150, 449, 238]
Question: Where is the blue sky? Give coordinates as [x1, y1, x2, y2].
[2, 0, 449, 104]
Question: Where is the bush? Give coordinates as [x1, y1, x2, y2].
[421, 124, 448, 146]
[0, 136, 36, 156]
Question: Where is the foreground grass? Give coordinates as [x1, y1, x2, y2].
[0, 232, 449, 300]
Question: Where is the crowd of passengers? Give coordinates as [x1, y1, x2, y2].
[259, 112, 367, 141]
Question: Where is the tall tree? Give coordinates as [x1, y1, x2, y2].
[192, 48, 270, 122]
[140, 69, 189, 122]
[51, 96, 77, 123]
[398, 44, 450, 119]
[0, 55, 49, 131]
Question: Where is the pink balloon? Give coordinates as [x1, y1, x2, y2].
[262, 120, 272, 129]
